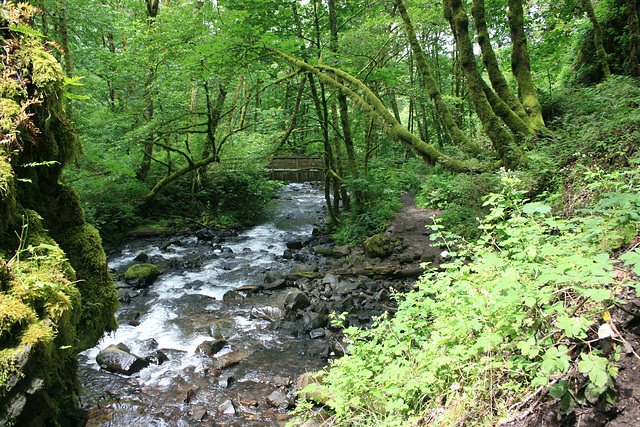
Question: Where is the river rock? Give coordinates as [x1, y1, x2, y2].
[117, 287, 138, 303]
[331, 245, 351, 258]
[251, 306, 284, 322]
[336, 280, 359, 295]
[363, 233, 402, 258]
[123, 263, 161, 288]
[215, 348, 253, 368]
[286, 240, 304, 250]
[301, 312, 328, 332]
[284, 289, 310, 313]
[96, 343, 150, 375]
[133, 251, 149, 262]
[145, 350, 169, 365]
[264, 270, 283, 283]
[309, 328, 325, 339]
[195, 228, 215, 241]
[195, 340, 227, 357]
[218, 399, 235, 415]
[189, 408, 208, 422]
[266, 390, 293, 409]
[218, 374, 235, 388]
[273, 376, 291, 387]
[264, 278, 287, 291]
[289, 263, 318, 274]
[223, 290, 244, 301]
[296, 372, 329, 404]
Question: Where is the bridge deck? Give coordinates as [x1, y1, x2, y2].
[210, 156, 325, 182]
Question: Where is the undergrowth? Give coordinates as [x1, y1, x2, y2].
[332, 158, 425, 245]
[292, 168, 640, 426]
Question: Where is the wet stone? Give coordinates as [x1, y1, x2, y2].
[251, 306, 284, 322]
[218, 399, 235, 415]
[263, 278, 287, 291]
[189, 408, 208, 422]
[218, 374, 235, 388]
[302, 312, 328, 332]
[284, 289, 310, 312]
[289, 263, 318, 274]
[309, 328, 325, 339]
[266, 390, 294, 409]
[195, 340, 227, 357]
[223, 290, 244, 301]
[273, 376, 291, 388]
[96, 343, 150, 376]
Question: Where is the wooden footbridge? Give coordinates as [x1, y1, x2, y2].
[211, 156, 325, 182]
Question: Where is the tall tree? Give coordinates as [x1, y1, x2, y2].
[580, 0, 612, 79]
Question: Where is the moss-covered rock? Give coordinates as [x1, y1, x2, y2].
[0, 4, 117, 424]
[363, 233, 402, 259]
[124, 263, 161, 287]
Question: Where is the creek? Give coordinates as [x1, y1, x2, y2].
[78, 183, 332, 426]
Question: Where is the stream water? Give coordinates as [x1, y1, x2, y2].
[78, 183, 330, 426]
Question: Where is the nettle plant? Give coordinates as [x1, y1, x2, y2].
[297, 168, 640, 425]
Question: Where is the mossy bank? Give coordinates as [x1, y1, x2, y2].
[0, 4, 118, 425]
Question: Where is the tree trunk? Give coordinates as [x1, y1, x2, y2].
[201, 80, 227, 161]
[471, 0, 534, 134]
[507, 0, 545, 130]
[274, 75, 307, 152]
[394, 0, 487, 157]
[448, 0, 521, 168]
[581, 0, 612, 79]
[308, 73, 339, 223]
[56, 0, 72, 108]
[137, 0, 160, 182]
[628, 0, 640, 76]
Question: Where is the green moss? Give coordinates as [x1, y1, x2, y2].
[125, 263, 161, 282]
[0, 81, 25, 102]
[0, 5, 117, 423]
[0, 295, 35, 342]
[363, 233, 401, 259]
[0, 98, 21, 130]
[53, 222, 118, 349]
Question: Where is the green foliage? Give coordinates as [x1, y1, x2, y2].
[415, 168, 500, 240]
[294, 169, 639, 426]
[332, 158, 422, 245]
[543, 76, 640, 170]
[197, 167, 282, 227]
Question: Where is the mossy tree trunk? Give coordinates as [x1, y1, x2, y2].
[507, 0, 546, 131]
[627, 0, 640, 77]
[394, 0, 488, 158]
[471, 0, 534, 134]
[328, 0, 362, 210]
[201, 80, 227, 161]
[581, 0, 612, 79]
[267, 48, 490, 172]
[55, 0, 72, 108]
[448, 0, 521, 168]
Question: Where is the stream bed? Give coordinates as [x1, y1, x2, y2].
[78, 183, 332, 426]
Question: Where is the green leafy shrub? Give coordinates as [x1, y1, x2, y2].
[197, 167, 282, 226]
[415, 168, 500, 240]
[293, 169, 640, 426]
[332, 158, 422, 245]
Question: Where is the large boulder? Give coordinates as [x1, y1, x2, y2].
[124, 263, 161, 288]
[96, 343, 150, 375]
[363, 233, 402, 259]
[195, 340, 227, 357]
[284, 289, 310, 313]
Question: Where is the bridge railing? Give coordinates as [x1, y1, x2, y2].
[210, 156, 325, 182]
